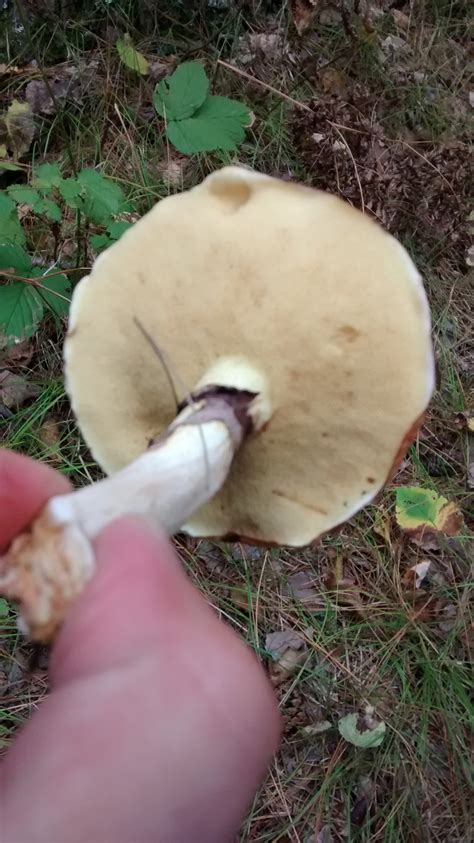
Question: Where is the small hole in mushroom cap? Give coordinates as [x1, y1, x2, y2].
[208, 176, 252, 211]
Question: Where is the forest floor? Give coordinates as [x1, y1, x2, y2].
[1, 2, 472, 841]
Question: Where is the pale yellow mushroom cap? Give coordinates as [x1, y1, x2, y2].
[65, 167, 435, 546]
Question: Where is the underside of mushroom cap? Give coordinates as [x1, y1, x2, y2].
[65, 167, 435, 546]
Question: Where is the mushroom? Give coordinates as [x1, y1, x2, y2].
[0, 167, 435, 640]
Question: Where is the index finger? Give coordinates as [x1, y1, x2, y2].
[0, 450, 71, 552]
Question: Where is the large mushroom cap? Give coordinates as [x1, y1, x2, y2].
[65, 167, 434, 546]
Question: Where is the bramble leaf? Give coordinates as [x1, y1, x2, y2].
[0, 282, 43, 344]
[32, 162, 63, 192]
[33, 268, 71, 317]
[58, 177, 84, 209]
[77, 169, 126, 225]
[0, 192, 26, 246]
[116, 35, 149, 75]
[166, 95, 251, 154]
[153, 62, 209, 120]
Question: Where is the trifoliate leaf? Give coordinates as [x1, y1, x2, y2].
[32, 162, 63, 192]
[33, 269, 71, 317]
[7, 185, 41, 206]
[338, 713, 386, 749]
[0, 242, 32, 274]
[0, 282, 43, 344]
[153, 62, 209, 120]
[0, 192, 26, 246]
[0, 100, 35, 157]
[76, 169, 126, 225]
[395, 487, 464, 548]
[58, 177, 84, 209]
[166, 95, 252, 154]
[116, 35, 149, 75]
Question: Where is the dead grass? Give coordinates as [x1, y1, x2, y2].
[1, 1, 473, 840]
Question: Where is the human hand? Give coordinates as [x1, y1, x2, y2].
[0, 450, 280, 842]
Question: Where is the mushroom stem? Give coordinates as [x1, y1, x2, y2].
[0, 387, 255, 641]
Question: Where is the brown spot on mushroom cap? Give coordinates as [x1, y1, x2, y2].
[64, 167, 434, 547]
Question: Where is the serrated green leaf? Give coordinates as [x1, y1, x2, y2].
[58, 177, 84, 209]
[116, 35, 149, 75]
[36, 198, 62, 222]
[7, 185, 42, 206]
[107, 219, 133, 239]
[0, 100, 35, 157]
[77, 169, 126, 225]
[0, 242, 32, 273]
[166, 95, 251, 154]
[33, 269, 71, 317]
[0, 193, 26, 247]
[0, 282, 43, 344]
[32, 162, 63, 192]
[338, 713, 386, 749]
[89, 233, 110, 250]
[153, 62, 209, 120]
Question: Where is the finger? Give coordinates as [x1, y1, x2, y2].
[0, 450, 71, 551]
[4, 518, 281, 842]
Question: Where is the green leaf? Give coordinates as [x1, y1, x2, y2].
[338, 713, 386, 749]
[0, 192, 25, 246]
[35, 198, 62, 222]
[0, 282, 43, 344]
[0, 597, 9, 617]
[0, 161, 23, 172]
[32, 162, 63, 193]
[153, 62, 209, 120]
[0, 100, 35, 157]
[395, 487, 463, 547]
[0, 242, 32, 273]
[33, 269, 71, 317]
[77, 169, 126, 225]
[107, 219, 133, 240]
[58, 177, 84, 209]
[116, 35, 149, 75]
[7, 185, 42, 206]
[89, 233, 110, 250]
[166, 96, 251, 154]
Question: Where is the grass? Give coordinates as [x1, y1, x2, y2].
[1, 1, 473, 840]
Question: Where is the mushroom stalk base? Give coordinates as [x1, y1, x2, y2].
[0, 388, 255, 641]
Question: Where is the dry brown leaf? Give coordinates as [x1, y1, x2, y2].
[324, 570, 366, 615]
[0, 370, 41, 410]
[290, 0, 319, 35]
[0, 339, 34, 369]
[266, 628, 307, 683]
[287, 570, 324, 610]
[37, 417, 62, 462]
[402, 560, 431, 590]
[0, 100, 35, 158]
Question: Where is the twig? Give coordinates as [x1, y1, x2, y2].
[216, 59, 313, 113]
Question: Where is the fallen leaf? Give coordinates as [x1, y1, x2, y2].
[373, 509, 392, 546]
[402, 560, 431, 589]
[156, 154, 189, 187]
[37, 417, 62, 462]
[265, 629, 304, 658]
[395, 487, 464, 548]
[287, 570, 324, 610]
[321, 67, 350, 99]
[266, 628, 307, 683]
[0, 338, 34, 369]
[0, 370, 41, 409]
[116, 34, 149, 75]
[302, 719, 332, 736]
[0, 100, 35, 157]
[324, 569, 366, 616]
[290, 0, 319, 35]
[338, 711, 386, 749]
